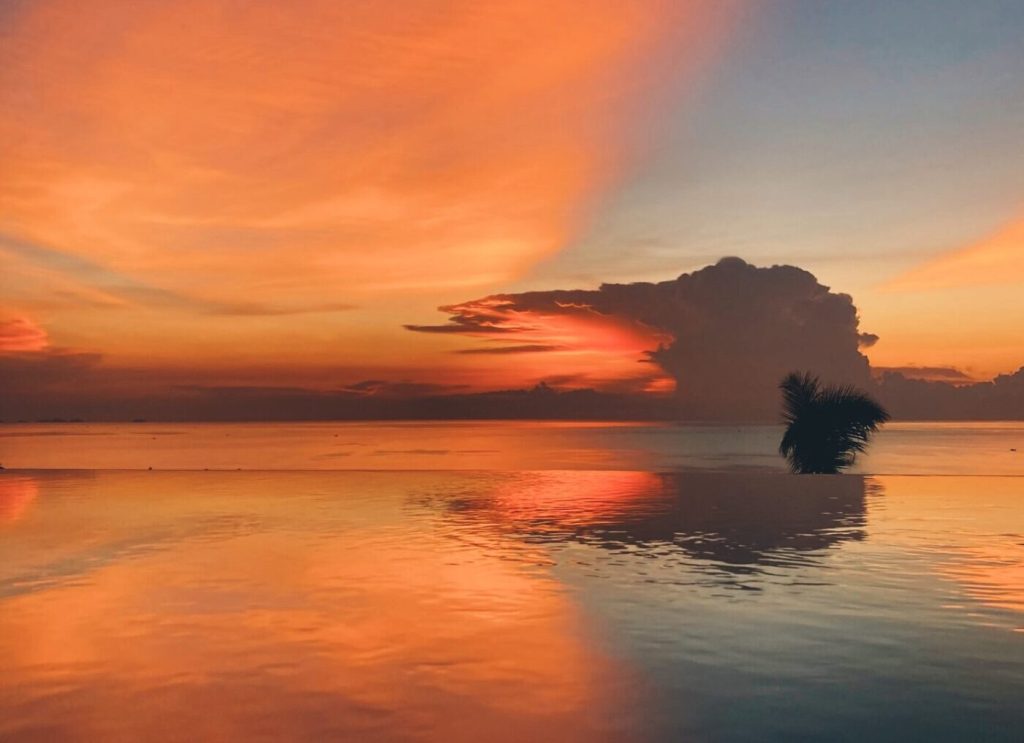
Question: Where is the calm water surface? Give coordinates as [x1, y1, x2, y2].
[0, 423, 1022, 741]
[1, 420, 1023, 474]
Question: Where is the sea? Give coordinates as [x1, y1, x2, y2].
[1, 421, 1022, 741]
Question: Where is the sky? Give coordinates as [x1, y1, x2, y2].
[1, 0, 1023, 418]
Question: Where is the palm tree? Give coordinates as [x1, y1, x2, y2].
[779, 372, 890, 474]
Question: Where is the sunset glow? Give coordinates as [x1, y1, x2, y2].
[3, 5, 1023, 736]
[0, 476, 38, 524]
[0, 472, 638, 740]
[886, 216, 1024, 292]
[1, 1, 1022, 417]
[0, 0, 739, 401]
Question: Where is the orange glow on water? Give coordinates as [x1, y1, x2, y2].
[0, 472, 640, 740]
[873, 475, 1024, 620]
[2, 465, 1023, 738]
[942, 543, 1024, 615]
[0, 477, 38, 523]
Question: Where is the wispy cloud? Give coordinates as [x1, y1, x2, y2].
[884, 214, 1024, 291]
[874, 366, 976, 383]
[0, 0, 735, 312]
[456, 344, 564, 355]
[0, 233, 356, 317]
[338, 380, 470, 397]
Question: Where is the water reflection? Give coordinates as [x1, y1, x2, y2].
[0, 471, 641, 742]
[1, 470, 1022, 742]
[944, 544, 1024, 617]
[0, 475, 38, 524]
[425, 471, 868, 577]
[871, 475, 1024, 622]
[419, 471, 1024, 741]
[3, 420, 1022, 474]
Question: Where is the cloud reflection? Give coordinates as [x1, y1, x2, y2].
[0, 470, 641, 741]
[423, 470, 870, 579]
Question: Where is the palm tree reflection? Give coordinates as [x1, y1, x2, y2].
[427, 471, 870, 579]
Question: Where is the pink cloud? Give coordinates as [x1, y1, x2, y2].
[0, 315, 49, 352]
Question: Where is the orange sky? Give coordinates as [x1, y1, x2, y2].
[0, 0, 735, 393]
[1, 0, 1021, 396]
[863, 213, 1024, 379]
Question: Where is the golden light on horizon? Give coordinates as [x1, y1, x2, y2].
[865, 213, 1024, 381]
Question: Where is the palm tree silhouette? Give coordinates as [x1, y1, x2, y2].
[779, 372, 890, 474]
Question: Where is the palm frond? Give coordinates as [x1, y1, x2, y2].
[778, 372, 889, 474]
[779, 371, 818, 427]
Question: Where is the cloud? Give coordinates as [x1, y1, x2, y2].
[403, 300, 519, 335]
[410, 257, 876, 418]
[338, 380, 470, 397]
[456, 344, 564, 355]
[873, 365, 974, 384]
[0, 349, 104, 419]
[408, 286, 675, 392]
[0, 0, 737, 314]
[1, 233, 357, 317]
[4, 349, 1023, 422]
[878, 365, 1024, 420]
[209, 302, 357, 317]
[884, 214, 1024, 291]
[372, 450, 451, 456]
[0, 349, 102, 386]
[0, 315, 49, 352]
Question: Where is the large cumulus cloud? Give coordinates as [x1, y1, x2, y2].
[409, 258, 876, 419]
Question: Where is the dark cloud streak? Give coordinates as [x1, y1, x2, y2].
[873, 366, 974, 383]
[456, 344, 563, 355]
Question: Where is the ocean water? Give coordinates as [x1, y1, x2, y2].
[0, 423, 1022, 741]
[2, 420, 1022, 474]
